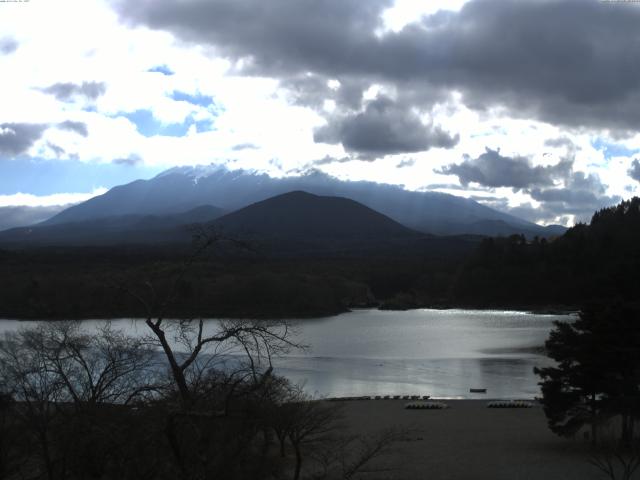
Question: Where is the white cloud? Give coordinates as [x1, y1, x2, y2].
[0, 0, 636, 226]
[0, 187, 108, 208]
[380, 0, 469, 33]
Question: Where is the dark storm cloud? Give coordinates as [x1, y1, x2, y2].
[281, 75, 366, 110]
[117, 0, 392, 77]
[439, 148, 572, 190]
[0, 37, 18, 55]
[57, 121, 89, 137]
[116, 0, 640, 132]
[0, 123, 47, 156]
[42, 81, 106, 101]
[314, 96, 458, 156]
[528, 171, 620, 221]
[628, 159, 640, 182]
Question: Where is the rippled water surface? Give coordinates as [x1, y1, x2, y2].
[280, 309, 571, 399]
[0, 309, 574, 399]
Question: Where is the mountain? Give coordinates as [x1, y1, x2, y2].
[214, 191, 419, 240]
[44, 165, 562, 237]
[0, 205, 68, 232]
[0, 205, 225, 247]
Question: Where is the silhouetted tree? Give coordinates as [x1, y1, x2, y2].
[120, 229, 303, 408]
[0, 322, 157, 480]
[535, 303, 640, 445]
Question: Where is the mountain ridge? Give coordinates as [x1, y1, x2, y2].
[43, 165, 562, 238]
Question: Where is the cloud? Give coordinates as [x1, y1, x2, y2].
[528, 171, 620, 222]
[0, 37, 18, 55]
[46, 142, 66, 157]
[439, 148, 571, 190]
[0, 205, 68, 231]
[309, 155, 352, 166]
[42, 81, 106, 101]
[116, 0, 392, 77]
[231, 143, 259, 151]
[0, 123, 47, 156]
[112, 154, 142, 166]
[0, 187, 108, 208]
[544, 137, 576, 150]
[629, 159, 640, 182]
[116, 0, 640, 132]
[397, 158, 415, 168]
[57, 120, 89, 137]
[481, 198, 563, 225]
[314, 96, 458, 156]
[281, 75, 366, 110]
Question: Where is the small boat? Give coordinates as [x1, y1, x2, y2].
[470, 388, 487, 393]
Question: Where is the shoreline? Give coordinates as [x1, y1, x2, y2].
[0, 305, 578, 322]
[324, 396, 540, 402]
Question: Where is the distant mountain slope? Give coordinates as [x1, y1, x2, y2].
[214, 191, 420, 240]
[0, 205, 225, 246]
[44, 165, 561, 237]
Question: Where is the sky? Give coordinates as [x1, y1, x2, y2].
[1, 0, 640, 226]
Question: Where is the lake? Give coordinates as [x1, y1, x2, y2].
[0, 309, 573, 399]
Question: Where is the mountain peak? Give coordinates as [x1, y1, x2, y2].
[214, 190, 419, 240]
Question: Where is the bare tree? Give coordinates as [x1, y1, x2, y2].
[0, 328, 67, 480]
[27, 321, 157, 406]
[120, 229, 303, 408]
[0, 322, 158, 480]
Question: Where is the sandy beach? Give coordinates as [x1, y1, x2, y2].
[337, 399, 603, 480]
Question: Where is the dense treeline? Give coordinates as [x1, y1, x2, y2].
[452, 197, 640, 308]
[0, 246, 464, 319]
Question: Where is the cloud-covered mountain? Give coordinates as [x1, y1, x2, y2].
[44, 165, 561, 237]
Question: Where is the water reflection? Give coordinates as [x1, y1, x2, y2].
[0, 309, 573, 399]
[275, 355, 554, 399]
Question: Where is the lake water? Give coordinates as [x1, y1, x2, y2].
[0, 309, 574, 399]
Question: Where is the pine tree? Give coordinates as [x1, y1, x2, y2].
[535, 303, 640, 445]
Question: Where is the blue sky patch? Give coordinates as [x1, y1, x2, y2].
[592, 139, 640, 159]
[120, 109, 215, 137]
[0, 157, 163, 195]
[148, 65, 174, 76]
[170, 90, 215, 108]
